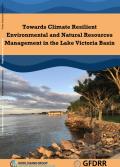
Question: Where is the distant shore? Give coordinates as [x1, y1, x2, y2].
[0, 111, 66, 117]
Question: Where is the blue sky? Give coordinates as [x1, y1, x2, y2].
[18, 67, 88, 94]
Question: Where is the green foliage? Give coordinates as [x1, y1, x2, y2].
[68, 67, 120, 121]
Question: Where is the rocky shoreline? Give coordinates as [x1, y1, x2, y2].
[11, 115, 120, 159]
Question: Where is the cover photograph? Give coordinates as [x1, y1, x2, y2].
[0, 0, 120, 167]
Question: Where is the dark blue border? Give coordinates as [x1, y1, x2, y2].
[1, 55, 120, 72]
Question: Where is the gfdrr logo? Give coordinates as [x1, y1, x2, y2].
[74, 160, 81, 167]
[10, 160, 18, 167]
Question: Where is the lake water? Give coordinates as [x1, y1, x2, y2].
[0, 115, 80, 158]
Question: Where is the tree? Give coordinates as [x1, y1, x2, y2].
[67, 97, 89, 116]
[67, 99, 81, 113]
[74, 76, 116, 121]
[68, 67, 120, 121]
[106, 67, 120, 94]
[88, 67, 120, 113]
[93, 67, 120, 94]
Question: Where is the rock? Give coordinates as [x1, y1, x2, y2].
[96, 150, 113, 159]
[113, 147, 120, 154]
[61, 140, 73, 150]
[112, 143, 120, 149]
[76, 140, 85, 146]
[101, 148, 112, 153]
[11, 154, 23, 159]
[70, 148, 81, 155]
[74, 142, 86, 151]
[62, 150, 73, 157]
[89, 145, 96, 150]
[37, 147, 53, 158]
[69, 153, 80, 159]
[40, 155, 48, 159]
[37, 146, 45, 155]
[66, 115, 95, 131]
[103, 134, 107, 137]
[96, 142, 103, 147]
[101, 137, 114, 146]
[104, 145, 113, 149]
[55, 151, 63, 158]
[62, 150, 79, 159]
[51, 143, 61, 151]
[29, 152, 41, 159]
[106, 138, 114, 145]
[43, 149, 53, 158]
[80, 150, 92, 159]
[84, 132, 101, 144]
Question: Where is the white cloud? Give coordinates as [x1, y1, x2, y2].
[0, 69, 79, 114]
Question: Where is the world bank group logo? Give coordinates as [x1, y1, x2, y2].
[10, 160, 18, 167]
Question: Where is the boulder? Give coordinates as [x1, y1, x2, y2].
[106, 138, 114, 145]
[37, 146, 53, 158]
[96, 141, 103, 148]
[96, 150, 112, 159]
[55, 151, 63, 158]
[101, 148, 112, 153]
[101, 137, 114, 146]
[11, 154, 23, 159]
[69, 153, 80, 159]
[76, 140, 85, 146]
[84, 132, 101, 144]
[62, 150, 73, 157]
[80, 150, 92, 159]
[61, 140, 73, 150]
[89, 145, 96, 150]
[40, 155, 48, 159]
[29, 152, 41, 159]
[51, 143, 61, 151]
[70, 148, 81, 155]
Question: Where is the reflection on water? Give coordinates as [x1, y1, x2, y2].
[0, 115, 81, 158]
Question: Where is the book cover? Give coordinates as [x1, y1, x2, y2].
[0, 0, 120, 167]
